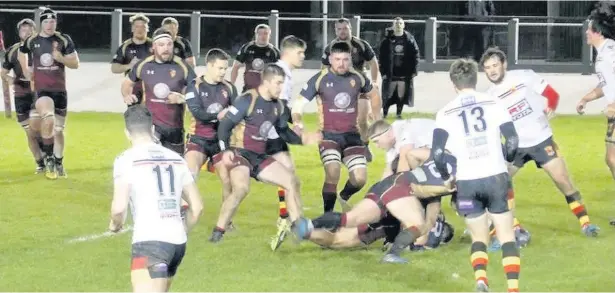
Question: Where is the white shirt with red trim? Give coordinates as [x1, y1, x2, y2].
[113, 142, 193, 245]
[485, 69, 553, 148]
[595, 38, 615, 105]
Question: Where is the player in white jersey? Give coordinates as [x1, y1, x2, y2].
[367, 118, 436, 178]
[266, 36, 307, 251]
[578, 10, 615, 226]
[482, 47, 599, 239]
[109, 105, 203, 292]
[431, 59, 521, 293]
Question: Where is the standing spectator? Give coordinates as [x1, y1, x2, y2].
[465, 0, 495, 61]
[378, 17, 420, 119]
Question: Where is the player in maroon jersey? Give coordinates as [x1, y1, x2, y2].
[161, 17, 195, 68]
[18, 8, 80, 180]
[2, 18, 45, 173]
[121, 28, 196, 155]
[230, 24, 280, 92]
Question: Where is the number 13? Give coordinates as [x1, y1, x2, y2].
[458, 106, 487, 135]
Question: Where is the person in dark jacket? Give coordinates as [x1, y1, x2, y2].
[378, 17, 419, 119]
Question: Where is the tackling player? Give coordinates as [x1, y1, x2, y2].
[1, 18, 44, 173]
[109, 105, 203, 292]
[230, 24, 280, 92]
[432, 58, 520, 293]
[18, 8, 80, 179]
[292, 156, 457, 263]
[268, 35, 306, 250]
[121, 28, 196, 155]
[161, 17, 195, 68]
[184, 48, 237, 227]
[111, 13, 152, 104]
[482, 47, 600, 238]
[322, 18, 381, 162]
[577, 9, 615, 225]
[292, 42, 381, 214]
[210, 64, 321, 243]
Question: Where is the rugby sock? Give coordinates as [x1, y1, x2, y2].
[54, 156, 63, 165]
[470, 242, 489, 287]
[311, 212, 342, 230]
[322, 182, 337, 213]
[36, 158, 44, 168]
[41, 138, 54, 157]
[388, 226, 420, 256]
[501, 241, 521, 292]
[206, 160, 216, 173]
[564, 191, 590, 227]
[339, 181, 363, 201]
[507, 187, 523, 231]
[278, 187, 289, 219]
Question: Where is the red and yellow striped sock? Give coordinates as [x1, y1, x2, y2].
[565, 191, 590, 227]
[278, 187, 288, 218]
[502, 241, 521, 292]
[470, 242, 489, 286]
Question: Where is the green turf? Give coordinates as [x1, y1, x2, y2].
[0, 112, 614, 292]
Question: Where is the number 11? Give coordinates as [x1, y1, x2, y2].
[153, 165, 175, 196]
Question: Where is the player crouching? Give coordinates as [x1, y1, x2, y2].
[293, 155, 457, 264]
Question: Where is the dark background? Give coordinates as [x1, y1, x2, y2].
[0, 1, 598, 61]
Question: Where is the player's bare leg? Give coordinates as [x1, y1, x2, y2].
[309, 227, 364, 249]
[210, 165, 251, 243]
[338, 153, 367, 212]
[257, 160, 303, 223]
[605, 143, 615, 226]
[270, 151, 295, 250]
[381, 196, 426, 263]
[184, 150, 205, 179]
[357, 98, 373, 162]
[20, 111, 44, 173]
[131, 268, 170, 292]
[542, 157, 600, 236]
[53, 114, 67, 178]
[35, 96, 57, 179]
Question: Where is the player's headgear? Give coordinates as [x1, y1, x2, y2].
[367, 119, 392, 140]
[152, 28, 173, 43]
[124, 105, 153, 134]
[40, 8, 57, 20]
[479, 46, 507, 66]
[262, 63, 286, 80]
[16, 18, 36, 31]
[330, 41, 351, 54]
[589, 2, 615, 39]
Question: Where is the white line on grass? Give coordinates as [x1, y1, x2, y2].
[66, 226, 132, 244]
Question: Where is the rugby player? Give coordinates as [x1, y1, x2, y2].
[18, 8, 80, 179]
[230, 24, 280, 92]
[322, 18, 381, 162]
[269, 35, 306, 250]
[1, 19, 45, 173]
[111, 13, 152, 104]
[292, 42, 381, 214]
[121, 28, 196, 155]
[210, 64, 321, 243]
[109, 105, 203, 292]
[184, 48, 236, 228]
[482, 47, 600, 239]
[292, 155, 457, 263]
[577, 9, 615, 226]
[161, 17, 195, 68]
[432, 58, 520, 292]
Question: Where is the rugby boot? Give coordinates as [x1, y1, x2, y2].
[610, 219, 615, 226]
[515, 227, 531, 248]
[291, 217, 312, 242]
[35, 159, 45, 174]
[56, 162, 67, 178]
[338, 196, 353, 212]
[475, 280, 489, 292]
[270, 217, 291, 251]
[208, 228, 225, 243]
[44, 155, 57, 180]
[226, 221, 236, 232]
[487, 235, 501, 252]
[581, 223, 600, 237]
[381, 253, 409, 264]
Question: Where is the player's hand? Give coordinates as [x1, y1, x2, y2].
[51, 41, 63, 63]
[302, 131, 322, 145]
[576, 99, 587, 115]
[123, 94, 138, 105]
[443, 175, 456, 192]
[167, 92, 186, 104]
[222, 150, 235, 167]
[217, 108, 228, 120]
[605, 103, 615, 118]
[108, 219, 122, 233]
[544, 108, 556, 120]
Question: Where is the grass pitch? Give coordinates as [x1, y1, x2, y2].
[0, 112, 614, 292]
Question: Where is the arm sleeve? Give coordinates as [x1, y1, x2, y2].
[229, 83, 239, 105]
[276, 105, 302, 145]
[360, 74, 374, 94]
[113, 154, 131, 182]
[19, 38, 31, 54]
[599, 50, 615, 102]
[408, 35, 420, 75]
[2, 49, 12, 70]
[378, 39, 387, 76]
[185, 65, 197, 85]
[362, 40, 376, 61]
[127, 60, 143, 82]
[321, 45, 331, 66]
[62, 34, 77, 55]
[111, 44, 127, 64]
[430, 127, 451, 181]
[217, 96, 251, 151]
[298, 73, 321, 101]
[182, 38, 194, 58]
[185, 79, 218, 122]
[235, 44, 248, 63]
[499, 121, 519, 163]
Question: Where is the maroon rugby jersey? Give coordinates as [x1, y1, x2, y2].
[235, 42, 280, 91]
[2, 42, 32, 96]
[185, 76, 238, 139]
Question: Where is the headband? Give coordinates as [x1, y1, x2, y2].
[369, 126, 391, 140]
[40, 9, 57, 20]
[153, 33, 172, 42]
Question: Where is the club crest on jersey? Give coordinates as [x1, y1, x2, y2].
[221, 89, 228, 98]
[170, 69, 176, 78]
[350, 79, 356, 88]
[266, 51, 270, 57]
[174, 48, 180, 54]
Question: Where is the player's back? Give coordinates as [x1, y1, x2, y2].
[116, 143, 191, 245]
[393, 118, 436, 148]
[436, 91, 509, 181]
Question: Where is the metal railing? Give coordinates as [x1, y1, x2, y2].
[0, 7, 593, 74]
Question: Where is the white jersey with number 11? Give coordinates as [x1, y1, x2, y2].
[435, 91, 511, 181]
[113, 143, 193, 245]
